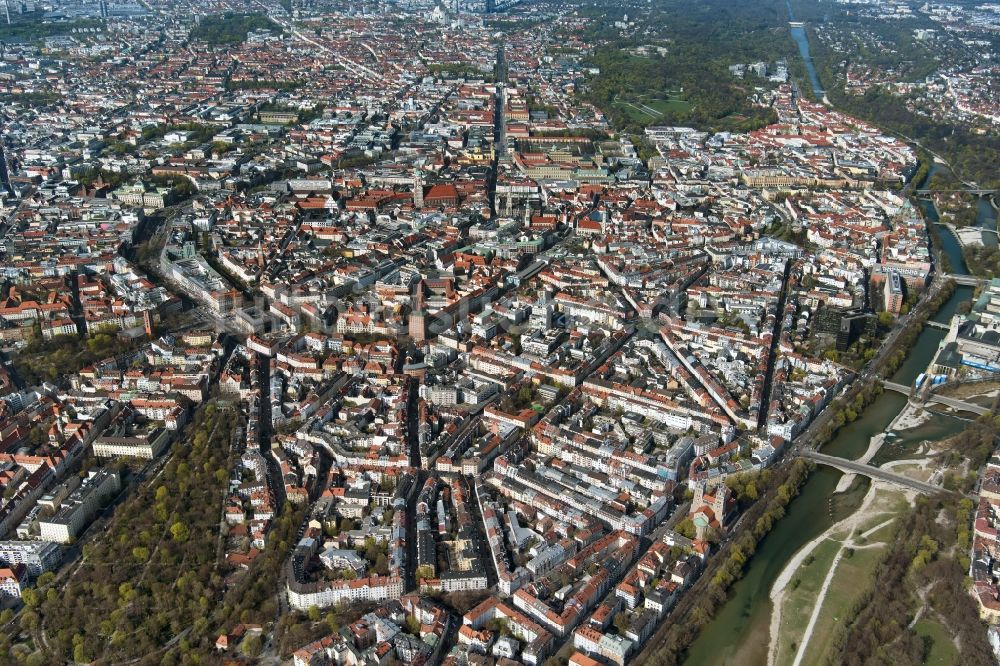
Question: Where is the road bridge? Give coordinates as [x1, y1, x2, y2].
[943, 273, 985, 287]
[800, 451, 955, 496]
[916, 189, 996, 196]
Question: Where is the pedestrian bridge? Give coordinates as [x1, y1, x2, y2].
[882, 380, 991, 416]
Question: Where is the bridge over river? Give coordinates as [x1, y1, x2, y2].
[800, 451, 967, 497]
[917, 188, 996, 196]
[882, 380, 991, 415]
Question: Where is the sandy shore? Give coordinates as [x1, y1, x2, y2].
[834, 472, 857, 493]
[886, 402, 931, 434]
[833, 403, 931, 493]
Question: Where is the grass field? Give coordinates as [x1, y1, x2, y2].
[611, 92, 693, 124]
[773, 537, 842, 664]
[773, 486, 907, 665]
[797, 543, 887, 665]
[914, 618, 960, 665]
[645, 96, 693, 114]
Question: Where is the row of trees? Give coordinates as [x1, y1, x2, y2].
[635, 458, 814, 664]
[22, 402, 239, 663]
[878, 279, 956, 380]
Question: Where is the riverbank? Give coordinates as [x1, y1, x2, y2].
[680, 271, 967, 664]
[765, 409, 972, 665]
[756, 404, 987, 666]
[636, 459, 816, 665]
[654, 27, 974, 663]
[676, 15, 1000, 666]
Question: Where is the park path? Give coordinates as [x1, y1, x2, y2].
[788, 517, 894, 666]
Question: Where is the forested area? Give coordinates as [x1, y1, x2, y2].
[828, 495, 994, 666]
[574, 0, 794, 133]
[964, 245, 1000, 279]
[937, 416, 1000, 495]
[807, 27, 1000, 190]
[581, 49, 778, 133]
[14, 330, 146, 387]
[0, 19, 103, 43]
[11, 402, 240, 664]
[189, 13, 280, 46]
[935, 193, 981, 228]
[822, 86, 1000, 190]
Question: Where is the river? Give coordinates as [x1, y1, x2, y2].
[976, 195, 998, 248]
[919, 161, 998, 252]
[684, 176, 973, 664]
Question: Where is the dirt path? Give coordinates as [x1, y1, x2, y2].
[908, 583, 932, 629]
[789, 520, 892, 666]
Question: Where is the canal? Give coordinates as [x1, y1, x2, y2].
[685, 179, 974, 664]
[786, 0, 824, 98]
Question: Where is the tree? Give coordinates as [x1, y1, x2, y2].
[613, 611, 631, 635]
[364, 536, 381, 562]
[170, 521, 190, 542]
[20, 587, 46, 610]
[374, 553, 389, 576]
[20, 609, 38, 630]
[675, 517, 696, 539]
[241, 634, 263, 657]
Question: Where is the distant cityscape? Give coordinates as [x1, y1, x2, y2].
[0, 0, 998, 664]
